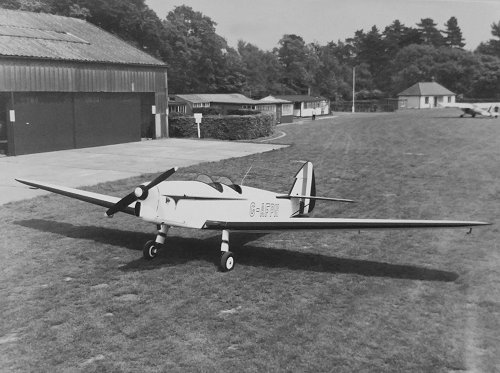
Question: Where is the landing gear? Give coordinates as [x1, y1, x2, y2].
[220, 251, 235, 272]
[219, 230, 235, 272]
[143, 224, 169, 260]
[143, 240, 158, 260]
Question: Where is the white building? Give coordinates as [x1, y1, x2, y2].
[397, 82, 456, 109]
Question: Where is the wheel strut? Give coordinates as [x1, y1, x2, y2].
[143, 224, 169, 260]
[219, 230, 235, 272]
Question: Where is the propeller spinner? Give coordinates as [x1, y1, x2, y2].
[106, 167, 178, 216]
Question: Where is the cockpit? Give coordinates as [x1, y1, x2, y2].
[195, 174, 242, 194]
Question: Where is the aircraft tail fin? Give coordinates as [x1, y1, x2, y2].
[289, 161, 316, 215]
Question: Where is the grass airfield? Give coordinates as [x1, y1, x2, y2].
[1, 109, 499, 372]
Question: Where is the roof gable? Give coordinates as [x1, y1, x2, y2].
[175, 93, 258, 105]
[0, 9, 164, 66]
[398, 82, 455, 96]
[274, 95, 328, 103]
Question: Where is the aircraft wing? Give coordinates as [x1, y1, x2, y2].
[15, 178, 136, 215]
[202, 217, 489, 231]
[443, 103, 473, 109]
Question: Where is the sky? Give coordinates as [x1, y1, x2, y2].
[146, 0, 500, 51]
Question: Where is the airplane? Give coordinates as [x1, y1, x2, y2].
[442, 102, 500, 118]
[16, 162, 490, 272]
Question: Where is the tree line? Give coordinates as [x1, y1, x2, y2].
[3, 0, 500, 100]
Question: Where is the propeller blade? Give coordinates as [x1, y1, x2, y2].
[145, 167, 178, 190]
[105, 167, 178, 216]
[106, 191, 137, 216]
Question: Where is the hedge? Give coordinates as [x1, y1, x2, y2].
[169, 112, 276, 140]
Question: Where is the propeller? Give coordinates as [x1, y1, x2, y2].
[106, 167, 178, 216]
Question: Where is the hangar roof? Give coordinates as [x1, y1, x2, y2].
[0, 9, 165, 66]
[398, 82, 455, 97]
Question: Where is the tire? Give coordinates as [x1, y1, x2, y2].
[220, 251, 235, 272]
[143, 240, 158, 260]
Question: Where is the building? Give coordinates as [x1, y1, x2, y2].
[273, 95, 330, 118]
[397, 82, 456, 109]
[0, 9, 168, 156]
[259, 96, 293, 123]
[174, 93, 260, 115]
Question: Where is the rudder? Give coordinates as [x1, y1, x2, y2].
[289, 161, 316, 215]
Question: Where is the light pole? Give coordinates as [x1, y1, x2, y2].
[351, 66, 356, 113]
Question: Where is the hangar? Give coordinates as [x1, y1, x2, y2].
[0, 9, 168, 156]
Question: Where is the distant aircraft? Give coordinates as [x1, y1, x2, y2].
[443, 102, 500, 118]
[16, 162, 490, 272]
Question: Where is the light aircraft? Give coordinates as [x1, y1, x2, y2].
[16, 162, 490, 272]
[443, 102, 500, 118]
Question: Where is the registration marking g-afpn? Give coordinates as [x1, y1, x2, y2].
[249, 202, 280, 218]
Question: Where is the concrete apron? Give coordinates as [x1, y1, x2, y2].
[0, 138, 287, 205]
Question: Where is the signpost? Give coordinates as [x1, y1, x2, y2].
[194, 113, 203, 138]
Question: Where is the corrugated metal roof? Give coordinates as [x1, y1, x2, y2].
[274, 95, 328, 103]
[0, 9, 165, 66]
[176, 93, 258, 104]
[397, 82, 455, 96]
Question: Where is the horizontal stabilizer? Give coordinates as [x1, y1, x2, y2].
[276, 194, 355, 203]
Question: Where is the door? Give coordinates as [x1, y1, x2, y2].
[434, 97, 438, 108]
[0, 94, 7, 155]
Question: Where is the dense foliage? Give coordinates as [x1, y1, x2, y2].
[169, 112, 275, 140]
[3, 0, 500, 99]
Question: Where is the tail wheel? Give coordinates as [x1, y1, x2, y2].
[143, 240, 158, 260]
[220, 251, 235, 272]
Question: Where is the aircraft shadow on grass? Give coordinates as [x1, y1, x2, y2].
[16, 218, 459, 282]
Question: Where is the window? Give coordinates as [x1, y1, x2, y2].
[282, 104, 293, 116]
[304, 101, 321, 109]
[258, 104, 275, 112]
[193, 102, 210, 108]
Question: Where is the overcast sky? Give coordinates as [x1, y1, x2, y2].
[146, 0, 500, 51]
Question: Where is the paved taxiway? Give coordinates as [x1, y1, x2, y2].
[0, 138, 287, 205]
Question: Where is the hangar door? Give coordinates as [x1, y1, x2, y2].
[11, 93, 74, 155]
[74, 93, 140, 148]
[10, 93, 141, 155]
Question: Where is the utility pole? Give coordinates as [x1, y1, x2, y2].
[352, 66, 355, 113]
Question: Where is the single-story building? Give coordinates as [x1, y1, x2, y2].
[0, 9, 168, 156]
[273, 95, 330, 118]
[174, 93, 259, 115]
[168, 96, 187, 115]
[259, 96, 293, 124]
[397, 82, 456, 109]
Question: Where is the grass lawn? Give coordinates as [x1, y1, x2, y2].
[1, 109, 499, 372]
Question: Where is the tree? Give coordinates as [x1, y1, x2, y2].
[442, 16, 465, 49]
[469, 54, 500, 98]
[476, 21, 500, 57]
[237, 41, 282, 97]
[163, 5, 245, 93]
[275, 34, 319, 94]
[417, 18, 444, 47]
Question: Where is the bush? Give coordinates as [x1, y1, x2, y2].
[169, 112, 275, 140]
[226, 109, 261, 115]
[193, 107, 222, 115]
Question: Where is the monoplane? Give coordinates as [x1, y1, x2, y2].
[443, 102, 500, 118]
[16, 162, 489, 271]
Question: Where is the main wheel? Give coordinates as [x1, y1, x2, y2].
[143, 240, 158, 260]
[220, 251, 235, 272]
